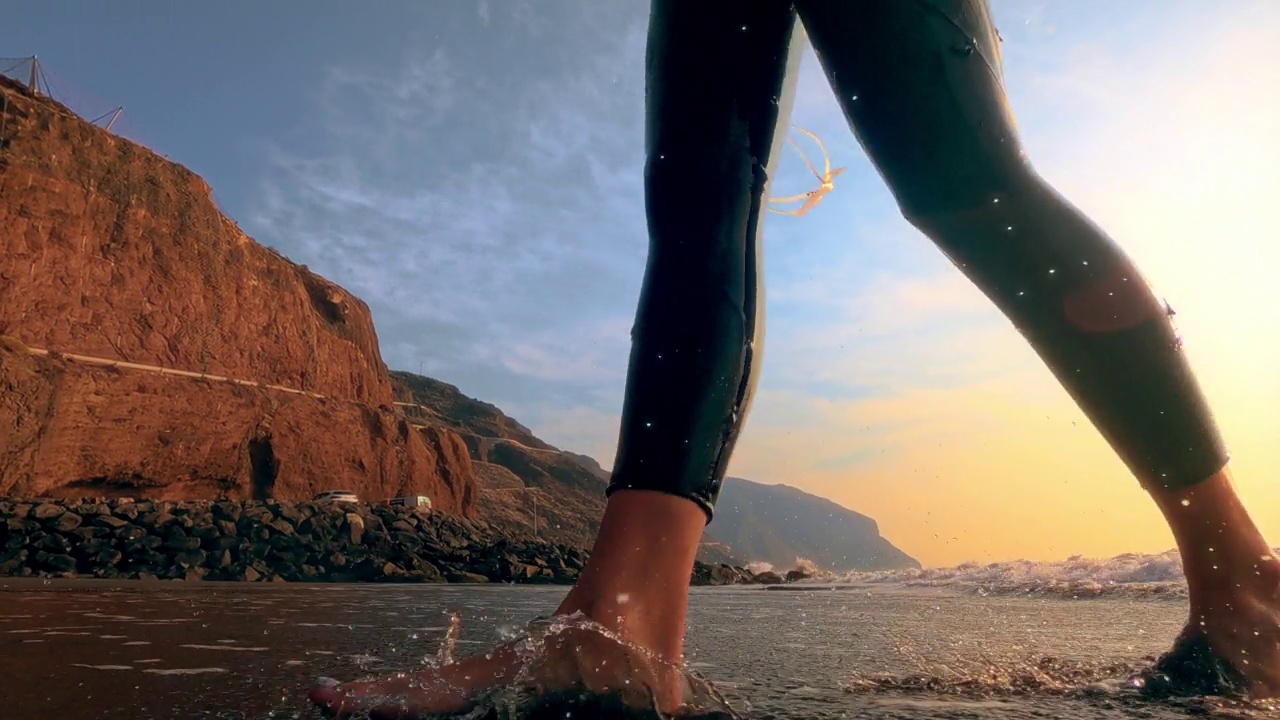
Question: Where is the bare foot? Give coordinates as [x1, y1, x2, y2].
[1196, 556, 1280, 697]
[1146, 554, 1280, 699]
[308, 616, 688, 718]
[310, 490, 707, 717]
[1145, 469, 1280, 699]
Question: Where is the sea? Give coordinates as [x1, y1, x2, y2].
[3, 549, 1277, 720]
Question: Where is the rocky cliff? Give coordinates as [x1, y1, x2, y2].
[0, 76, 476, 511]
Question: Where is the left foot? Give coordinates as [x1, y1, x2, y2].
[309, 619, 686, 718]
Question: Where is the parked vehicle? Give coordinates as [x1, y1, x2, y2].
[388, 495, 432, 509]
[312, 490, 359, 504]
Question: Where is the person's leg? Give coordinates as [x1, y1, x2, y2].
[309, 2, 804, 716]
[562, 0, 804, 655]
[795, 0, 1280, 697]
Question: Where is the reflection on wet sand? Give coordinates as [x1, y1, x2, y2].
[1, 578, 559, 719]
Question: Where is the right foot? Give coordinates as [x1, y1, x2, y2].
[1145, 554, 1280, 699]
[1145, 469, 1280, 699]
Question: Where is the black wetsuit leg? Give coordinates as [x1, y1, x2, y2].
[794, 0, 1229, 490]
[605, 1, 801, 521]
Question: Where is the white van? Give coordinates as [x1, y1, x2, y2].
[313, 490, 359, 504]
[389, 495, 432, 509]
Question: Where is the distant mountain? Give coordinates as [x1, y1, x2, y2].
[709, 477, 920, 571]
[390, 372, 915, 571]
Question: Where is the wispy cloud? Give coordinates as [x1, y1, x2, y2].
[249, 4, 652, 410]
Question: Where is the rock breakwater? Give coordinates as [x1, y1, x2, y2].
[0, 498, 766, 586]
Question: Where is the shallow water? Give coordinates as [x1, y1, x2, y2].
[1, 578, 1274, 719]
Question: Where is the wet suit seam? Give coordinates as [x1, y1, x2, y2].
[902, 0, 1005, 89]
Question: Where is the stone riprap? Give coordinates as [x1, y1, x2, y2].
[0, 498, 775, 586]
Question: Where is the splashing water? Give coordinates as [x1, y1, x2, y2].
[842, 641, 1144, 698]
[478, 613, 742, 719]
[837, 639, 1280, 719]
[434, 612, 462, 666]
[320, 611, 745, 719]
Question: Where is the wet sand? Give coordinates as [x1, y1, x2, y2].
[1, 578, 564, 719]
[5, 576, 1260, 720]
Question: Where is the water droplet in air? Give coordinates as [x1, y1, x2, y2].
[1048, 269, 1056, 274]
[1181, 498, 1191, 507]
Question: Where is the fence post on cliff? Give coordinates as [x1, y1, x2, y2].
[27, 56, 39, 95]
[103, 106, 123, 131]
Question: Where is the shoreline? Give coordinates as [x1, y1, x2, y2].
[0, 497, 777, 586]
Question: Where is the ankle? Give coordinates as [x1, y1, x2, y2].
[1156, 469, 1271, 563]
[555, 580, 688, 660]
[549, 490, 706, 661]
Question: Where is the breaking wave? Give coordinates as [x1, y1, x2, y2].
[787, 548, 1279, 600]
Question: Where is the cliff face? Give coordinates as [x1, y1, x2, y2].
[0, 77, 476, 511]
[0, 77, 385, 403]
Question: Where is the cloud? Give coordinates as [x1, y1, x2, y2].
[248, 5, 651, 409]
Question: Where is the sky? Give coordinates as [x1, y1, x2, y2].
[4, 1, 1278, 567]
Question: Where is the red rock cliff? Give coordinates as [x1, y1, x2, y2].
[0, 76, 476, 512]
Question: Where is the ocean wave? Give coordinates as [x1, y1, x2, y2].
[794, 548, 1280, 599]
